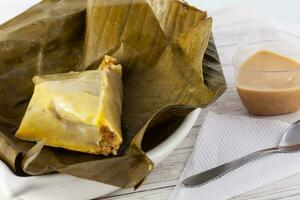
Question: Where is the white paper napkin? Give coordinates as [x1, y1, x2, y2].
[170, 112, 300, 200]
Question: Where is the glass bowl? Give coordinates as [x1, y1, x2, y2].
[233, 27, 300, 115]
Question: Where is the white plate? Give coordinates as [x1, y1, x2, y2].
[0, 109, 200, 200]
[0, 1, 202, 199]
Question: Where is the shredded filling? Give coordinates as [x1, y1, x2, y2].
[99, 127, 120, 155]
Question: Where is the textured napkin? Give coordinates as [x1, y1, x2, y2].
[170, 112, 300, 200]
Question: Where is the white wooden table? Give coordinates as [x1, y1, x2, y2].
[101, 6, 300, 200]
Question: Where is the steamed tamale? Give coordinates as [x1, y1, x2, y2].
[16, 56, 123, 155]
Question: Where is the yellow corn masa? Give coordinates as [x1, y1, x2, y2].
[16, 56, 123, 155]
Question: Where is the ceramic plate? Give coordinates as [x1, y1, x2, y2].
[0, 109, 200, 200]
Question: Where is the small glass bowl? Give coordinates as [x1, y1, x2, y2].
[233, 27, 300, 116]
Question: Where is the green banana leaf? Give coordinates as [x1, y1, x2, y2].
[0, 0, 226, 188]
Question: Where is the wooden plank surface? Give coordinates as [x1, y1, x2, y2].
[101, 8, 300, 200]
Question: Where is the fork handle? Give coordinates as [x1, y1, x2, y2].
[182, 147, 280, 187]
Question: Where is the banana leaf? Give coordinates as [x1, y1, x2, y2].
[0, 0, 226, 188]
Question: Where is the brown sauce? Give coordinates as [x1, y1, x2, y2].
[237, 50, 300, 115]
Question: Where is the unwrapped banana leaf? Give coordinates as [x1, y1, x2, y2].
[0, 0, 226, 188]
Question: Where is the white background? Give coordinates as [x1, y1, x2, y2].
[0, 0, 299, 25]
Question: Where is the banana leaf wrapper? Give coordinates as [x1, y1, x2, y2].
[0, 0, 226, 188]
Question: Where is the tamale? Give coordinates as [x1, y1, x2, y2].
[16, 56, 123, 155]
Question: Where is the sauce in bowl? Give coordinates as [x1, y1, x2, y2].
[237, 50, 300, 115]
